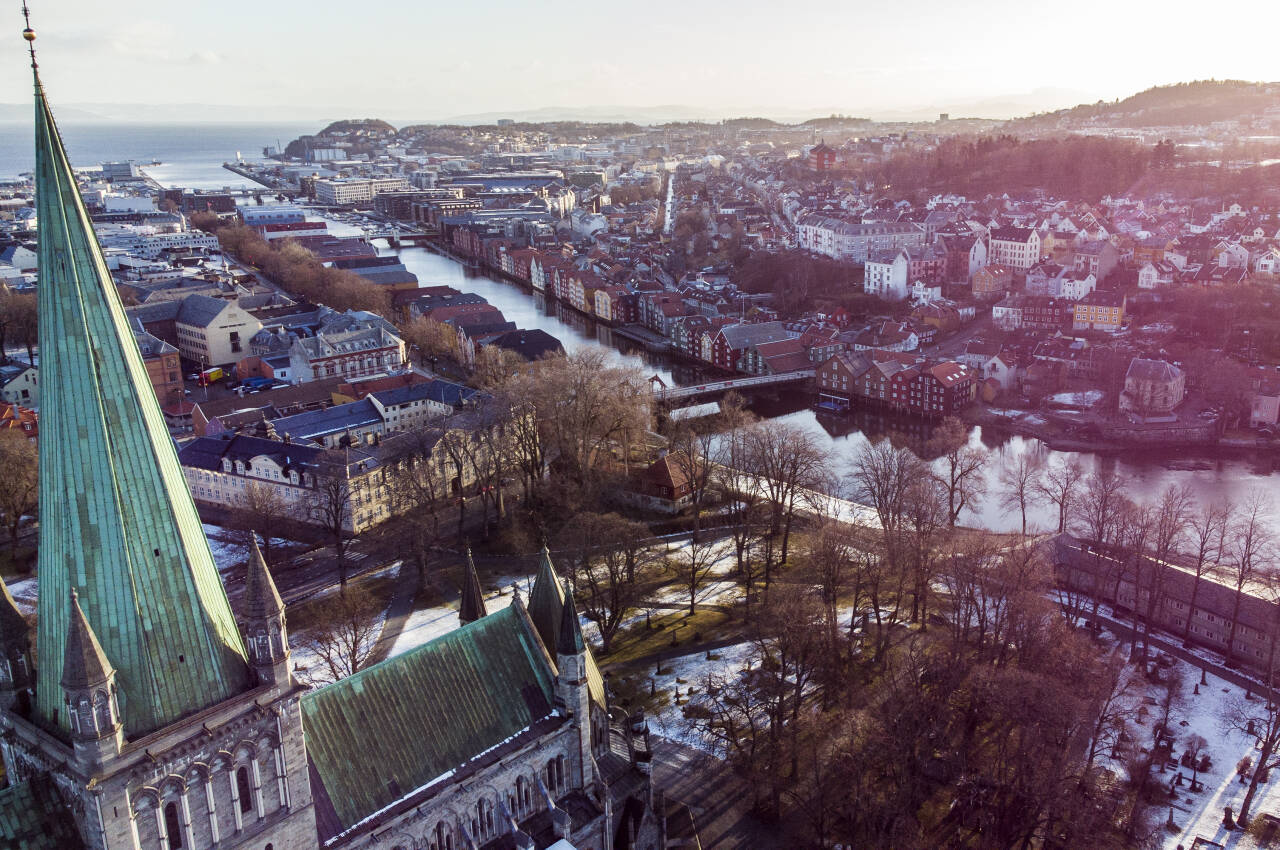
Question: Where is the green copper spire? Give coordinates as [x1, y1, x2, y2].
[31, 67, 249, 738]
[458, 548, 486, 626]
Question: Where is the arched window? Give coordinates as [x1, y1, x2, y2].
[516, 776, 530, 814]
[93, 690, 112, 729]
[547, 757, 565, 794]
[236, 766, 253, 813]
[163, 802, 183, 850]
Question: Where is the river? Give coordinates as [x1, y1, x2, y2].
[5, 122, 1268, 535]
[381, 245, 1280, 533]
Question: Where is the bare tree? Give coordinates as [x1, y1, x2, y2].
[748, 422, 827, 590]
[401, 316, 460, 367]
[667, 393, 750, 540]
[719, 419, 764, 588]
[926, 417, 988, 527]
[1073, 471, 1128, 623]
[382, 427, 450, 583]
[0, 431, 37, 550]
[1033, 456, 1085, 534]
[1224, 491, 1274, 667]
[805, 522, 856, 642]
[997, 449, 1044, 536]
[571, 513, 654, 654]
[306, 453, 354, 587]
[0, 292, 37, 365]
[500, 348, 650, 497]
[668, 535, 721, 615]
[1183, 499, 1230, 646]
[299, 584, 384, 684]
[471, 344, 525, 389]
[1135, 484, 1194, 661]
[228, 480, 292, 566]
[1080, 649, 1136, 777]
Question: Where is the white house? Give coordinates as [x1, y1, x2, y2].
[1138, 261, 1179, 289]
[864, 249, 911, 300]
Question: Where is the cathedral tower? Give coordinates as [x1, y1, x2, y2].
[0, 22, 315, 850]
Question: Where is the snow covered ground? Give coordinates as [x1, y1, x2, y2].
[1047, 389, 1105, 408]
[654, 537, 743, 610]
[7, 577, 35, 616]
[646, 641, 755, 752]
[386, 586, 520, 658]
[1154, 657, 1280, 849]
[203, 523, 245, 573]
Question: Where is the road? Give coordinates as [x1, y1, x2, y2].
[931, 311, 993, 359]
[652, 738, 786, 849]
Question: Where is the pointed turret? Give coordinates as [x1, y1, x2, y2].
[31, 66, 249, 737]
[556, 582, 585, 656]
[61, 591, 113, 693]
[527, 546, 564, 652]
[61, 591, 123, 766]
[244, 535, 285, 621]
[554, 581, 594, 791]
[459, 548, 487, 626]
[240, 534, 291, 687]
[0, 581, 33, 712]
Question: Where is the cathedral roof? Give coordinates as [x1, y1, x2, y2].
[300, 604, 557, 840]
[31, 69, 249, 737]
[0, 775, 85, 850]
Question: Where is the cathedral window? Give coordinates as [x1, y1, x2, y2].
[546, 756, 565, 794]
[429, 822, 454, 850]
[163, 803, 183, 850]
[94, 689, 112, 729]
[236, 767, 253, 814]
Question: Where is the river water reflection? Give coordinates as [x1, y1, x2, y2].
[388, 244, 1280, 533]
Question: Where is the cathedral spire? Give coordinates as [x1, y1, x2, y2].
[61, 590, 113, 692]
[526, 545, 564, 652]
[30, 36, 249, 737]
[556, 581, 585, 656]
[240, 534, 291, 686]
[244, 535, 285, 622]
[459, 548, 486, 626]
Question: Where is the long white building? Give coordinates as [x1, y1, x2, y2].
[314, 176, 411, 205]
[796, 214, 925, 263]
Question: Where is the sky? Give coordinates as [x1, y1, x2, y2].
[3, 0, 1278, 123]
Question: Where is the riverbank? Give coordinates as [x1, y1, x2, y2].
[404, 235, 732, 373]
[963, 404, 1280, 456]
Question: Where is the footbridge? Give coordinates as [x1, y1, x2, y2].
[652, 370, 814, 404]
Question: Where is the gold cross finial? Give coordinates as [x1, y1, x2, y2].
[20, 1, 37, 70]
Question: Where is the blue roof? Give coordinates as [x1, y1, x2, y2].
[270, 398, 382, 442]
[371, 378, 477, 409]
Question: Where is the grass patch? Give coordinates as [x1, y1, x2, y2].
[603, 606, 737, 666]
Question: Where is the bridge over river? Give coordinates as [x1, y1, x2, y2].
[652, 370, 814, 404]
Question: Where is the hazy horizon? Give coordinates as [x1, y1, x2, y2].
[5, 0, 1276, 125]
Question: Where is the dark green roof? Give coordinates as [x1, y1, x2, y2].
[0, 775, 84, 850]
[31, 74, 249, 738]
[300, 604, 557, 836]
[557, 582, 585, 655]
[459, 549, 486, 625]
[527, 550, 605, 707]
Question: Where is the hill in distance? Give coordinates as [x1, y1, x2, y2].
[1007, 80, 1280, 130]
